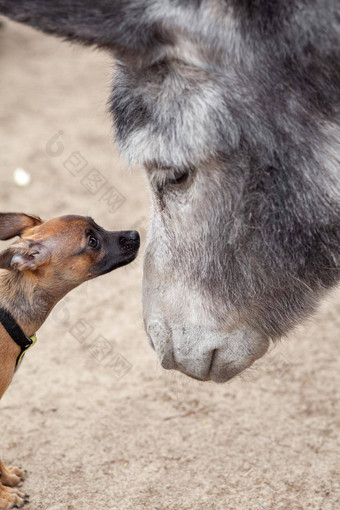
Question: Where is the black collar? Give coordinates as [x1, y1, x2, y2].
[0, 308, 36, 366]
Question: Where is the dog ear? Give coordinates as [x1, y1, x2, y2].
[0, 213, 43, 241]
[0, 1, 170, 56]
[0, 240, 50, 271]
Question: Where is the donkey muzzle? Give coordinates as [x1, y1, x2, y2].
[146, 320, 269, 383]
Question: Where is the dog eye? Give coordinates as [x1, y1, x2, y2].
[88, 236, 99, 249]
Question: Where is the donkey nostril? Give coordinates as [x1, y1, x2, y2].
[147, 333, 155, 350]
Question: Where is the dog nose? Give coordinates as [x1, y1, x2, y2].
[127, 230, 140, 242]
[119, 231, 140, 246]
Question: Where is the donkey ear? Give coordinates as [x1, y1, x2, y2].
[0, 240, 50, 271]
[0, 0, 111, 45]
[0, 213, 43, 241]
[0, 1, 166, 54]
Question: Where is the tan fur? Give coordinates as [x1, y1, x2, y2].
[0, 212, 139, 509]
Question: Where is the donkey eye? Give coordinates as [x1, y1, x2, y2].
[88, 236, 99, 249]
[146, 163, 195, 194]
[156, 169, 191, 192]
[165, 170, 190, 187]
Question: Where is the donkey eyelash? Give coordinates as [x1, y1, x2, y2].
[148, 166, 194, 191]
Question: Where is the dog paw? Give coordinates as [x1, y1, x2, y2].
[0, 467, 26, 488]
[0, 484, 29, 509]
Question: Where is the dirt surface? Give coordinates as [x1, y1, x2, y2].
[0, 21, 339, 510]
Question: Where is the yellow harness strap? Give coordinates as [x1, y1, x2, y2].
[16, 334, 38, 366]
[0, 308, 38, 368]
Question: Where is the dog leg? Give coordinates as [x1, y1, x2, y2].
[0, 482, 28, 509]
[0, 462, 25, 488]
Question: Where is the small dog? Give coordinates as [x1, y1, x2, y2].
[0, 212, 140, 509]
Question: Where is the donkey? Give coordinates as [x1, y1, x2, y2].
[0, 1, 339, 382]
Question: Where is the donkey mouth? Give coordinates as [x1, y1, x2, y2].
[176, 355, 242, 383]
[174, 350, 265, 383]
[156, 344, 252, 383]
[146, 320, 270, 383]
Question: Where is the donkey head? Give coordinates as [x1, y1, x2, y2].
[1, 0, 339, 381]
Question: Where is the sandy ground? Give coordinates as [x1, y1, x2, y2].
[0, 20, 339, 510]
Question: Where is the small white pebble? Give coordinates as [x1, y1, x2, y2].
[13, 167, 31, 187]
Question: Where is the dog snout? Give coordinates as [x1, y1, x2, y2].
[119, 231, 140, 252]
[127, 230, 140, 242]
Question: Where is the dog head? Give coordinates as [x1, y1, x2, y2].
[0, 212, 140, 289]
